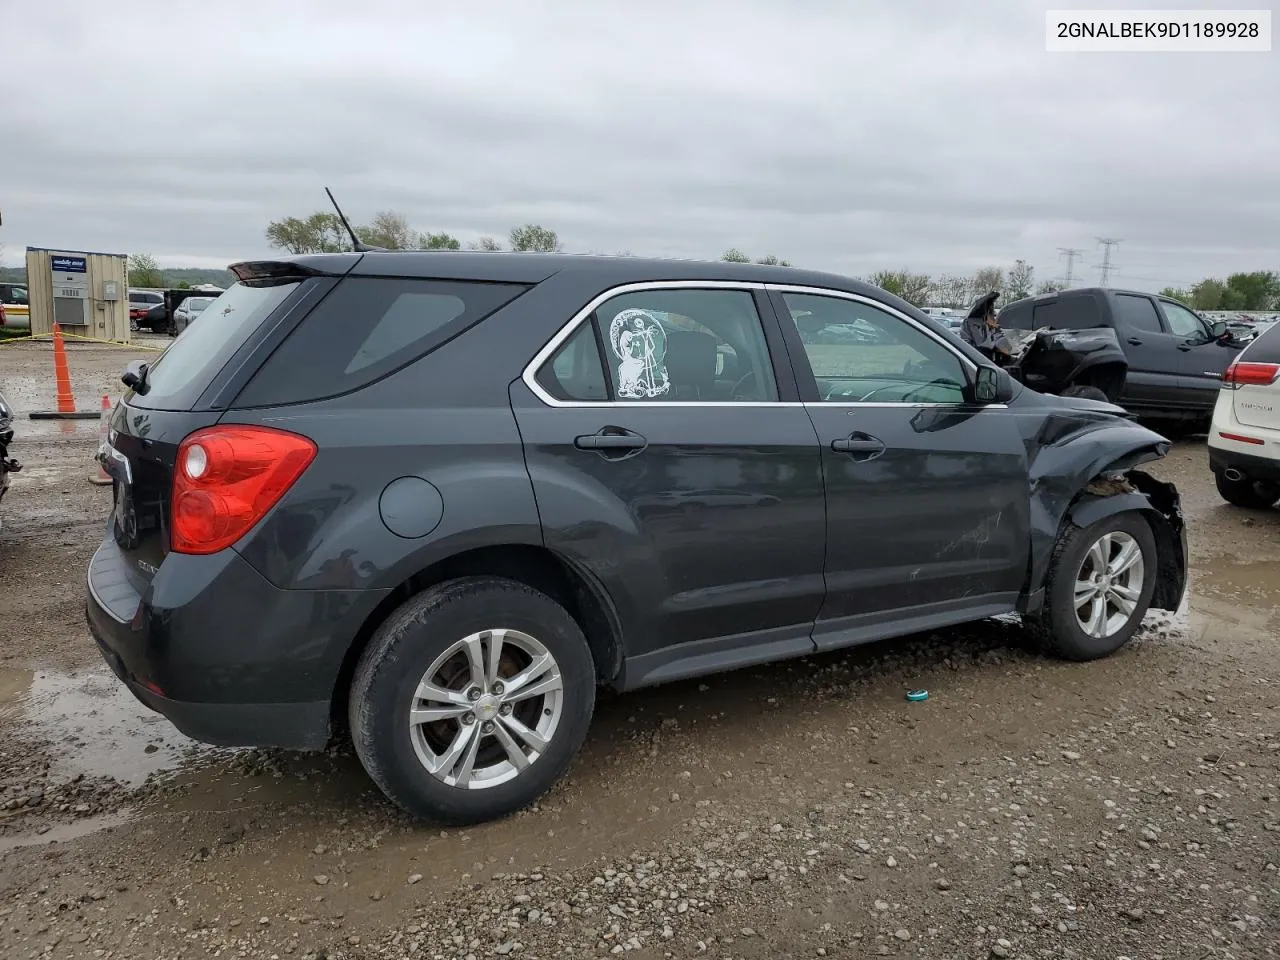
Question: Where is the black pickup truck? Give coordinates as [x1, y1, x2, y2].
[998, 287, 1244, 425]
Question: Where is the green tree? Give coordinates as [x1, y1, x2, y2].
[356, 211, 415, 250]
[933, 274, 970, 307]
[469, 236, 503, 251]
[969, 267, 1004, 303]
[175, 279, 191, 290]
[869, 270, 933, 307]
[1224, 271, 1280, 311]
[1159, 286, 1191, 303]
[419, 231, 461, 250]
[754, 254, 792, 266]
[1006, 259, 1034, 301]
[127, 253, 164, 288]
[265, 213, 350, 254]
[1190, 278, 1227, 311]
[509, 224, 562, 252]
[1036, 280, 1064, 296]
[721, 248, 751, 263]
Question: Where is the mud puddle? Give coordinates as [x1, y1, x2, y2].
[0, 663, 210, 787]
[0, 810, 133, 854]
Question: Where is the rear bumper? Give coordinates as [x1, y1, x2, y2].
[85, 536, 386, 751]
[1208, 446, 1280, 483]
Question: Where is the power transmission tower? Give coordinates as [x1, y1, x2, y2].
[1096, 238, 1122, 286]
[1058, 247, 1083, 288]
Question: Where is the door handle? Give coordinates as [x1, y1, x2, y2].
[1127, 337, 1143, 345]
[574, 429, 647, 458]
[1177, 344, 1192, 352]
[831, 433, 885, 461]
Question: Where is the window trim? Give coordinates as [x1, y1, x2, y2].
[522, 280, 999, 410]
[523, 280, 792, 408]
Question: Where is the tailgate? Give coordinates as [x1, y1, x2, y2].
[1227, 326, 1280, 431]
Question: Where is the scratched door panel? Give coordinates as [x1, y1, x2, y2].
[806, 403, 1031, 625]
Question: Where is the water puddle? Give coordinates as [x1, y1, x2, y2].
[1193, 558, 1280, 607]
[0, 810, 133, 854]
[0, 664, 212, 787]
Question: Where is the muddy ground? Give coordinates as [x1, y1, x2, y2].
[0, 339, 1276, 960]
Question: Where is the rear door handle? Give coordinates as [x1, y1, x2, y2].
[575, 429, 647, 458]
[1127, 337, 1143, 345]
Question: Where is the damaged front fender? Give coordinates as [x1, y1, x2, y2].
[1021, 413, 1187, 615]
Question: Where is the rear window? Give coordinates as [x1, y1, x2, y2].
[131, 280, 301, 410]
[1243, 321, 1280, 363]
[1031, 296, 1102, 330]
[233, 277, 529, 407]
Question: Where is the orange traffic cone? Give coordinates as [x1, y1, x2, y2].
[30, 322, 100, 420]
[89, 394, 114, 485]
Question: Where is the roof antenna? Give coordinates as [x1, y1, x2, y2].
[324, 186, 384, 252]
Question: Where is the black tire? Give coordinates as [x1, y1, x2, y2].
[1061, 384, 1111, 403]
[348, 576, 596, 825]
[1031, 512, 1157, 661]
[1215, 471, 1280, 509]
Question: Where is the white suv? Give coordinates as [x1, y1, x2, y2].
[1208, 320, 1280, 509]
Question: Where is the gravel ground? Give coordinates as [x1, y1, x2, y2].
[0, 341, 1276, 960]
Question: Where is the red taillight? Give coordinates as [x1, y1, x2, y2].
[1218, 431, 1264, 445]
[171, 425, 317, 555]
[1223, 361, 1280, 386]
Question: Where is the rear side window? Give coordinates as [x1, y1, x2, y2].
[132, 280, 301, 410]
[536, 323, 609, 401]
[235, 277, 528, 406]
[1031, 296, 1102, 330]
[1113, 294, 1163, 333]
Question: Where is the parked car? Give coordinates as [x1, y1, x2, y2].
[87, 252, 1188, 825]
[1207, 319, 1280, 508]
[0, 282, 30, 330]
[173, 296, 215, 334]
[129, 290, 166, 329]
[998, 288, 1245, 426]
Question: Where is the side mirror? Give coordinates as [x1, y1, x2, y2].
[1209, 320, 1229, 340]
[973, 365, 1013, 404]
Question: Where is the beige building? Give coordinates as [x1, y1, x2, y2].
[25, 246, 130, 342]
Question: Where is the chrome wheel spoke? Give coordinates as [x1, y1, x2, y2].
[503, 653, 557, 699]
[491, 718, 531, 772]
[1108, 586, 1138, 616]
[410, 704, 469, 725]
[1109, 539, 1141, 577]
[1073, 579, 1096, 606]
[461, 635, 486, 690]
[1085, 595, 1107, 637]
[430, 722, 479, 778]
[500, 713, 550, 754]
[416, 680, 471, 707]
[452, 723, 485, 787]
[484, 628, 506, 687]
[1087, 536, 1110, 575]
[506, 671, 562, 704]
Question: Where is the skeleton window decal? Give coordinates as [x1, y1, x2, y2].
[609, 308, 670, 399]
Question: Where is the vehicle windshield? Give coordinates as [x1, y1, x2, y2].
[188, 298, 213, 312]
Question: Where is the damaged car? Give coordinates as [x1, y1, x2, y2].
[86, 253, 1187, 825]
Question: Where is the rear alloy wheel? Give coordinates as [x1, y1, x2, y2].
[1215, 471, 1280, 509]
[1034, 512, 1157, 661]
[349, 577, 595, 824]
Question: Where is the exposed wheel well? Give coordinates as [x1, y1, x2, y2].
[330, 545, 623, 733]
[1070, 362, 1126, 402]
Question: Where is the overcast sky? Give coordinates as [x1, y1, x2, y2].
[3, 0, 1277, 292]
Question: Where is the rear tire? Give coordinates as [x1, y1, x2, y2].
[349, 576, 596, 825]
[1032, 512, 1157, 661]
[1061, 384, 1111, 403]
[1215, 471, 1280, 509]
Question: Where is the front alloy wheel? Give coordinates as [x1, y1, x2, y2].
[410, 628, 563, 789]
[1072, 531, 1144, 639]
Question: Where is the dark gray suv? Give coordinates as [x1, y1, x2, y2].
[87, 252, 1188, 824]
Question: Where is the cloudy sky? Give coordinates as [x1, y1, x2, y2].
[3, 0, 1277, 291]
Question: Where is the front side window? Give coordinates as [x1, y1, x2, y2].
[783, 292, 968, 404]
[1161, 300, 1206, 339]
